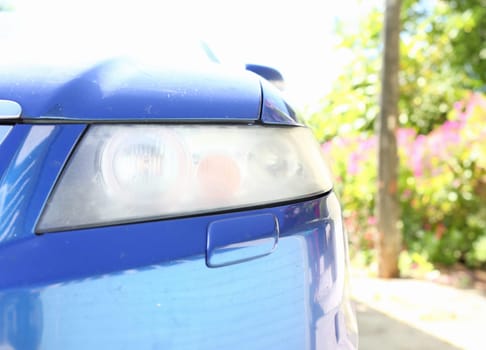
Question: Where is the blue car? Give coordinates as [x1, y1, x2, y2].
[0, 41, 358, 349]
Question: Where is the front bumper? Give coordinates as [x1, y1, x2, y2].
[0, 195, 357, 350]
[0, 124, 357, 349]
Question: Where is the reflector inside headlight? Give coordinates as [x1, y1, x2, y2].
[38, 125, 332, 232]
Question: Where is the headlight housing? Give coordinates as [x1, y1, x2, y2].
[37, 124, 332, 232]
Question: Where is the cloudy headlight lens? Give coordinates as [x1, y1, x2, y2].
[100, 128, 189, 201]
[37, 124, 332, 232]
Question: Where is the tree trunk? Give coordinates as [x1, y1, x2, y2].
[376, 0, 402, 278]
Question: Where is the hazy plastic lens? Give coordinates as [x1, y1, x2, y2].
[38, 124, 333, 232]
[249, 141, 298, 179]
[101, 129, 188, 198]
[113, 141, 166, 190]
[197, 154, 241, 201]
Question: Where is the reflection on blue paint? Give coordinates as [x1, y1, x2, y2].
[0, 126, 12, 146]
[22, 236, 310, 350]
[0, 124, 85, 243]
[0, 125, 56, 242]
[0, 214, 356, 349]
[0, 291, 43, 350]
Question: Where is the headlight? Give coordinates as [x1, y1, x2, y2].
[37, 125, 332, 232]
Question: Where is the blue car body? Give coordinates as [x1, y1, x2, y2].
[0, 58, 357, 349]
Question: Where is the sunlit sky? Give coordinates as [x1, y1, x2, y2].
[1, 0, 381, 109]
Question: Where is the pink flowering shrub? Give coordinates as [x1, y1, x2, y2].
[323, 93, 486, 267]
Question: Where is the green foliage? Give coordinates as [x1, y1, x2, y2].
[443, 0, 486, 86]
[469, 236, 486, 267]
[307, 7, 382, 140]
[399, 251, 435, 279]
[399, 0, 467, 133]
[324, 93, 486, 269]
[307, 0, 484, 140]
[0, 0, 14, 12]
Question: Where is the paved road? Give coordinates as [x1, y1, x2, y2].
[352, 274, 486, 350]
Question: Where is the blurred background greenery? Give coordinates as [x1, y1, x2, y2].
[307, 0, 486, 278]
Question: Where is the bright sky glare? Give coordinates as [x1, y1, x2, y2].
[1, 0, 382, 109]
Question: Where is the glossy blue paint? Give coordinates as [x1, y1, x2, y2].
[1, 195, 321, 290]
[0, 290, 43, 349]
[0, 194, 357, 349]
[0, 124, 86, 244]
[206, 213, 279, 267]
[0, 125, 15, 174]
[0, 60, 262, 122]
[0, 126, 12, 144]
[0, 60, 303, 127]
[260, 79, 300, 125]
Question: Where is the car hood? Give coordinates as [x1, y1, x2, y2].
[0, 59, 263, 122]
